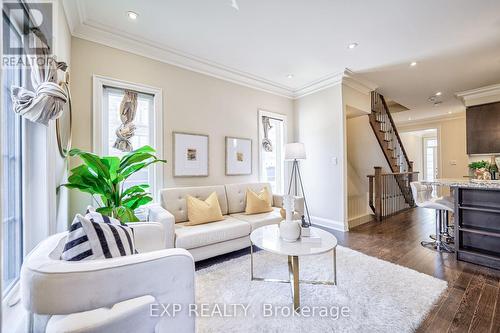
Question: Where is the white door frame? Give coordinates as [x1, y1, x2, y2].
[257, 109, 287, 194]
[422, 136, 438, 181]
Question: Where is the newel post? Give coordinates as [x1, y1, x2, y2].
[374, 166, 382, 221]
[408, 161, 414, 183]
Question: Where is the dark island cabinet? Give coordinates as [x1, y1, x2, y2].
[455, 187, 500, 269]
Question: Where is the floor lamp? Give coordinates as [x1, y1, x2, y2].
[285, 143, 312, 226]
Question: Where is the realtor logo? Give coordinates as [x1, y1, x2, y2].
[2, 1, 53, 55]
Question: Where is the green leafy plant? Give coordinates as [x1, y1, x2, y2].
[468, 160, 489, 170]
[61, 145, 166, 222]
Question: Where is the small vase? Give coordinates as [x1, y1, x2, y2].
[279, 220, 301, 242]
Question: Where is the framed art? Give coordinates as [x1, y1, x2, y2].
[226, 136, 252, 175]
[173, 132, 209, 177]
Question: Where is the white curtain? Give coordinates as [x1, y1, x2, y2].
[113, 90, 138, 152]
[10, 34, 68, 126]
[262, 116, 273, 152]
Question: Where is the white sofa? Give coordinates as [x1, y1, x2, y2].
[21, 222, 195, 333]
[148, 182, 304, 261]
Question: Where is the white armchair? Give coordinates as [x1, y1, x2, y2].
[147, 204, 176, 249]
[21, 222, 195, 333]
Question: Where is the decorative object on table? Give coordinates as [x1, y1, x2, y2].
[468, 160, 489, 178]
[285, 142, 312, 226]
[61, 145, 166, 222]
[113, 90, 138, 152]
[226, 136, 252, 175]
[489, 156, 499, 180]
[261, 116, 273, 152]
[300, 215, 310, 237]
[56, 70, 72, 157]
[475, 168, 491, 180]
[279, 195, 301, 242]
[10, 32, 68, 125]
[173, 132, 209, 177]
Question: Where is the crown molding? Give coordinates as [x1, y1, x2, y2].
[291, 72, 345, 99]
[62, 0, 376, 100]
[456, 83, 500, 107]
[343, 69, 378, 95]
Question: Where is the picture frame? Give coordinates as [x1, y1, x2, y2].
[226, 136, 252, 175]
[173, 132, 209, 177]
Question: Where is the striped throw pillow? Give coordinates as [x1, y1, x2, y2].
[61, 213, 136, 261]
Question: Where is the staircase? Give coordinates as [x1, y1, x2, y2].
[368, 91, 417, 218]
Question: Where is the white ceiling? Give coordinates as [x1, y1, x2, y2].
[64, 0, 500, 118]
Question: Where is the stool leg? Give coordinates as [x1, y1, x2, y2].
[421, 209, 454, 253]
[438, 210, 454, 253]
[436, 210, 442, 251]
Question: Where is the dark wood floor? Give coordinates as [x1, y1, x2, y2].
[196, 208, 500, 333]
[330, 208, 500, 333]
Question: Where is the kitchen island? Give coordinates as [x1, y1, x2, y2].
[421, 179, 500, 270]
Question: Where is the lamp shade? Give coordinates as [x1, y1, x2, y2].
[284, 142, 306, 160]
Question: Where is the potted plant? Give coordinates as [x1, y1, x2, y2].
[61, 145, 166, 222]
[468, 160, 489, 179]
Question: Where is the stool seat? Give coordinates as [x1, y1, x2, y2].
[410, 182, 454, 253]
[418, 197, 453, 212]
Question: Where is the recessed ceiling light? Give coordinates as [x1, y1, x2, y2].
[348, 42, 358, 49]
[127, 11, 138, 20]
[410, 61, 417, 67]
[448, 111, 452, 114]
[287, 74, 294, 79]
[435, 92, 442, 96]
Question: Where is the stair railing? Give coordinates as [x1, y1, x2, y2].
[368, 91, 418, 218]
[368, 167, 419, 220]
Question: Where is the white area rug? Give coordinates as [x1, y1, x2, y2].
[196, 246, 447, 333]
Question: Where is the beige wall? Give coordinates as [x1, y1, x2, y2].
[399, 132, 424, 176]
[346, 115, 387, 222]
[398, 115, 469, 179]
[69, 38, 294, 216]
[295, 84, 347, 230]
[343, 84, 381, 227]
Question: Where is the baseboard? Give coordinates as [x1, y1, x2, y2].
[311, 216, 348, 232]
[348, 214, 374, 229]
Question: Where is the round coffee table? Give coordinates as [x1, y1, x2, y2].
[249, 224, 338, 312]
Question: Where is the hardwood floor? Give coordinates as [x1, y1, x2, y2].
[196, 207, 500, 332]
[327, 208, 500, 333]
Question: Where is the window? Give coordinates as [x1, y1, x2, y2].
[1, 13, 23, 295]
[423, 137, 438, 181]
[103, 87, 154, 189]
[93, 76, 163, 199]
[258, 110, 286, 194]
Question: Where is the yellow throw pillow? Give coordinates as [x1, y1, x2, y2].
[245, 187, 273, 214]
[185, 192, 224, 226]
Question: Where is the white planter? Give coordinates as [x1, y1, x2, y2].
[279, 220, 301, 242]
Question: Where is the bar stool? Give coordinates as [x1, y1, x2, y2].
[410, 182, 454, 252]
[439, 195, 455, 244]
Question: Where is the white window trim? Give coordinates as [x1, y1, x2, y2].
[92, 75, 164, 200]
[258, 109, 287, 194]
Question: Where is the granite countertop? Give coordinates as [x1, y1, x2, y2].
[420, 178, 500, 189]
